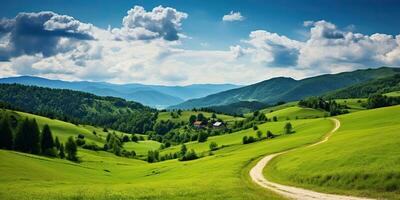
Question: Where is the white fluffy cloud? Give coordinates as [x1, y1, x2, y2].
[0, 6, 399, 85]
[222, 11, 244, 22]
[112, 5, 187, 41]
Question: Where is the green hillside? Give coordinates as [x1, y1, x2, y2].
[0, 84, 156, 134]
[264, 105, 400, 199]
[170, 67, 400, 109]
[0, 108, 334, 200]
[157, 110, 243, 123]
[265, 106, 328, 121]
[324, 74, 400, 99]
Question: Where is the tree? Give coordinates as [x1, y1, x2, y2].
[197, 113, 206, 122]
[253, 125, 258, 130]
[180, 144, 188, 156]
[179, 149, 198, 161]
[211, 113, 217, 119]
[209, 142, 218, 151]
[189, 115, 196, 124]
[14, 118, 30, 152]
[59, 143, 65, 159]
[0, 116, 13, 149]
[131, 134, 139, 142]
[256, 130, 263, 139]
[272, 116, 278, 122]
[198, 131, 208, 143]
[14, 118, 41, 154]
[29, 119, 41, 154]
[41, 124, 56, 156]
[55, 137, 61, 150]
[65, 136, 78, 161]
[242, 136, 248, 144]
[266, 130, 275, 139]
[284, 122, 293, 134]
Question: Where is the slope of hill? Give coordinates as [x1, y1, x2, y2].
[0, 76, 239, 108]
[170, 67, 400, 109]
[207, 101, 270, 115]
[324, 74, 400, 99]
[0, 112, 332, 200]
[0, 84, 156, 134]
[264, 105, 400, 199]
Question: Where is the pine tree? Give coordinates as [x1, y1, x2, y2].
[14, 118, 30, 152]
[29, 119, 41, 154]
[55, 136, 61, 150]
[41, 124, 55, 156]
[59, 143, 65, 159]
[0, 116, 13, 149]
[65, 136, 77, 161]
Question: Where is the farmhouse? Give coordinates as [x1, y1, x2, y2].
[213, 121, 225, 128]
[193, 121, 206, 128]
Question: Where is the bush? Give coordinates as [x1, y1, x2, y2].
[198, 131, 208, 143]
[122, 135, 130, 143]
[82, 143, 102, 151]
[131, 134, 139, 142]
[77, 134, 85, 139]
[284, 122, 293, 134]
[243, 136, 256, 144]
[65, 136, 78, 161]
[179, 149, 198, 161]
[256, 130, 263, 139]
[75, 138, 86, 146]
[266, 130, 275, 139]
[209, 142, 218, 151]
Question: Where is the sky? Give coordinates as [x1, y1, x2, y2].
[0, 0, 399, 85]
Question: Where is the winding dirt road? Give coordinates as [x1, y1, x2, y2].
[249, 118, 374, 200]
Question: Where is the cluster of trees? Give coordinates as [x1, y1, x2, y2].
[0, 84, 157, 134]
[103, 132, 136, 158]
[147, 144, 199, 163]
[233, 110, 268, 132]
[242, 129, 277, 144]
[298, 97, 348, 116]
[366, 94, 400, 109]
[0, 115, 77, 161]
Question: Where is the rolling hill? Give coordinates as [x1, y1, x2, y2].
[0, 83, 156, 134]
[169, 67, 400, 109]
[0, 76, 239, 108]
[324, 74, 400, 99]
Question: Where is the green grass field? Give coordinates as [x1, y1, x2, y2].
[157, 110, 243, 123]
[385, 91, 400, 97]
[0, 109, 333, 200]
[264, 105, 400, 199]
[265, 106, 328, 121]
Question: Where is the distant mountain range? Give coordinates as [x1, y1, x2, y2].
[169, 67, 400, 109]
[0, 76, 240, 108]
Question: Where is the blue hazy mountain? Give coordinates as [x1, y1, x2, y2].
[0, 76, 239, 108]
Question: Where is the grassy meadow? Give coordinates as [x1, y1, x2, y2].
[264, 105, 400, 199]
[0, 108, 334, 200]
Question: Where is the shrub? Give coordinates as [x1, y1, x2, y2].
[82, 143, 102, 151]
[75, 138, 86, 146]
[256, 130, 263, 139]
[266, 130, 275, 139]
[209, 142, 218, 151]
[65, 136, 78, 161]
[77, 134, 85, 139]
[284, 122, 293, 134]
[122, 135, 130, 143]
[198, 131, 208, 143]
[179, 149, 198, 161]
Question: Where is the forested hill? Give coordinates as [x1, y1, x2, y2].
[169, 67, 400, 109]
[324, 74, 400, 99]
[0, 84, 156, 134]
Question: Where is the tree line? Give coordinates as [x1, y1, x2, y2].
[0, 115, 77, 161]
[0, 84, 156, 134]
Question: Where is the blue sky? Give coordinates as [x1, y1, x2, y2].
[2, 0, 400, 49]
[0, 0, 399, 85]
